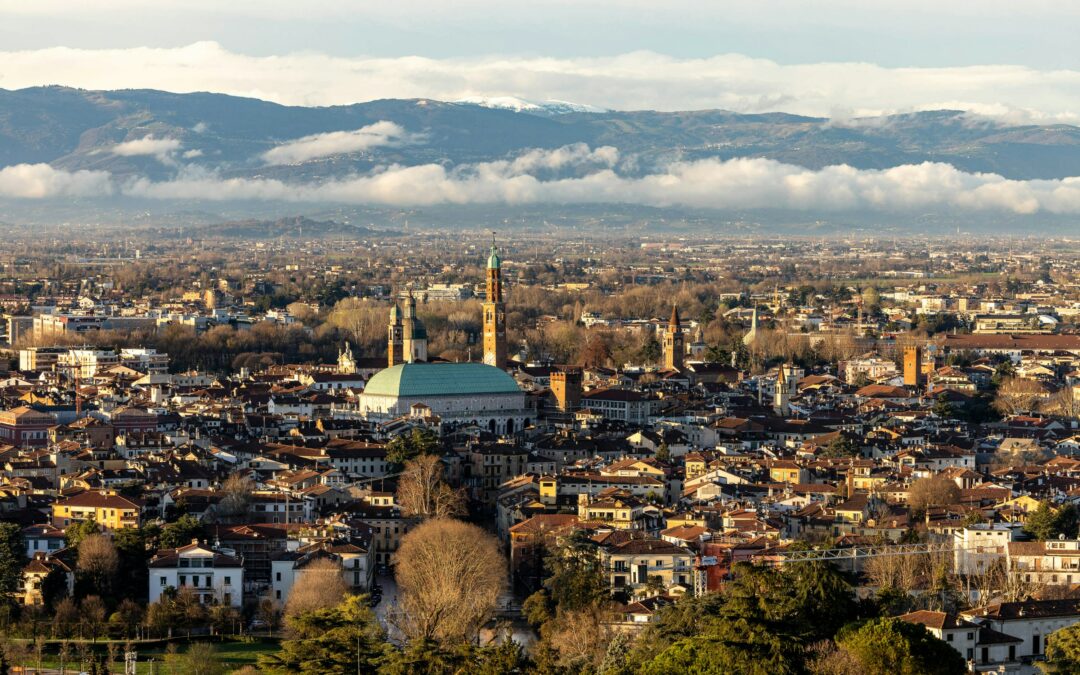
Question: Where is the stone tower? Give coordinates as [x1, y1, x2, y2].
[773, 363, 795, 416]
[663, 304, 685, 371]
[483, 235, 507, 368]
[551, 368, 582, 412]
[387, 302, 403, 367]
[401, 290, 428, 363]
[903, 345, 923, 388]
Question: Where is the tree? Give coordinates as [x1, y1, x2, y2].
[542, 529, 607, 613]
[836, 617, 966, 675]
[908, 475, 961, 515]
[177, 643, 225, 675]
[821, 434, 859, 458]
[81, 595, 108, 640]
[112, 527, 152, 603]
[861, 287, 881, 312]
[0, 523, 24, 607]
[1042, 622, 1080, 674]
[393, 518, 506, 643]
[259, 595, 388, 674]
[284, 557, 349, 620]
[931, 394, 955, 419]
[787, 561, 859, 641]
[385, 427, 440, 468]
[994, 376, 1048, 416]
[638, 337, 661, 365]
[64, 519, 101, 549]
[396, 454, 466, 520]
[1026, 502, 1080, 541]
[159, 514, 205, 549]
[216, 474, 254, 522]
[76, 534, 119, 597]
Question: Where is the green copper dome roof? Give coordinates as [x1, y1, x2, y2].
[487, 245, 501, 269]
[363, 362, 520, 397]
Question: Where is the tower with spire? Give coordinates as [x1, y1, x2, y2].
[663, 304, 685, 371]
[483, 233, 507, 368]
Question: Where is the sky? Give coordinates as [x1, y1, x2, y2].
[1, 0, 1079, 118]
[4, 0, 1080, 218]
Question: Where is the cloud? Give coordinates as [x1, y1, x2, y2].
[9, 144, 1080, 217]
[0, 163, 113, 199]
[111, 145, 1080, 216]
[3, 43, 1080, 124]
[261, 121, 424, 165]
[111, 135, 183, 163]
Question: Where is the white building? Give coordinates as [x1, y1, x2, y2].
[57, 349, 118, 379]
[962, 599, 1080, 669]
[148, 542, 244, 607]
[953, 524, 1017, 576]
[1008, 539, 1080, 586]
[120, 348, 169, 374]
[270, 544, 375, 604]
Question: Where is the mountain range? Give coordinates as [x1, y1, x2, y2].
[4, 86, 1080, 182]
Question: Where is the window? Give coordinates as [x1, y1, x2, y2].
[224, 576, 231, 586]
[160, 577, 167, 587]
[276, 572, 281, 582]
[946, 633, 953, 642]
[179, 575, 186, 586]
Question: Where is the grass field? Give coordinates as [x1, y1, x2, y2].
[22, 638, 280, 674]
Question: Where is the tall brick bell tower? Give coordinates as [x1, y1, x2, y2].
[483, 233, 507, 369]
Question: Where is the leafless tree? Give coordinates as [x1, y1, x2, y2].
[393, 518, 506, 643]
[77, 534, 119, 594]
[537, 606, 615, 672]
[283, 557, 349, 620]
[1043, 385, 1080, 419]
[908, 475, 961, 514]
[994, 376, 1049, 416]
[217, 473, 254, 521]
[396, 454, 466, 520]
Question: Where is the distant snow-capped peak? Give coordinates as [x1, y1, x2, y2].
[453, 96, 608, 115]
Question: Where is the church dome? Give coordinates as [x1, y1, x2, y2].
[363, 362, 520, 398]
[487, 245, 501, 270]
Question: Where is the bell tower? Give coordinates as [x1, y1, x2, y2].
[663, 304, 685, 371]
[483, 233, 507, 368]
[387, 302, 403, 367]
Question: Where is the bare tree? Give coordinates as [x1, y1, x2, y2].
[1043, 385, 1080, 419]
[217, 473, 254, 521]
[908, 475, 961, 514]
[396, 454, 466, 520]
[283, 557, 349, 620]
[393, 518, 506, 643]
[77, 534, 119, 595]
[994, 376, 1049, 416]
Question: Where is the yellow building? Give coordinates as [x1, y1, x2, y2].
[768, 460, 807, 485]
[51, 490, 143, 530]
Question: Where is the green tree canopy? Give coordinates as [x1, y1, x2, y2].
[258, 595, 389, 674]
[1042, 622, 1080, 674]
[0, 523, 24, 608]
[385, 427, 441, 468]
[1025, 502, 1080, 541]
[836, 617, 966, 675]
[159, 514, 206, 549]
[64, 518, 101, 548]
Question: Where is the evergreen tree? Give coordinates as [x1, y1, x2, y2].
[836, 617, 966, 675]
[0, 523, 25, 607]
